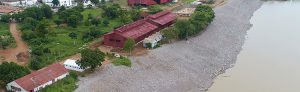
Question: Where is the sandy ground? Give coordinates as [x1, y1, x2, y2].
[0, 23, 29, 65]
[75, 0, 263, 92]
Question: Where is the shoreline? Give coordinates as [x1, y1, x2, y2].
[75, 0, 263, 92]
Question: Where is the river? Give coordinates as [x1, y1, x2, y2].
[208, 1, 300, 92]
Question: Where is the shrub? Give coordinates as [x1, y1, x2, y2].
[112, 57, 132, 67]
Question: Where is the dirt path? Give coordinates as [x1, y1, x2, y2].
[0, 23, 29, 65]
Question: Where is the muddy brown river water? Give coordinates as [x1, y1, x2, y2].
[208, 1, 300, 92]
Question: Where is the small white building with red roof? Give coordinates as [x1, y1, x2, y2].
[6, 63, 69, 92]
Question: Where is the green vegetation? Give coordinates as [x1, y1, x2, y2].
[111, 57, 132, 67]
[0, 62, 31, 87]
[123, 38, 135, 54]
[52, 0, 60, 7]
[163, 5, 215, 40]
[0, 22, 15, 49]
[182, 0, 196, 3]
[148, 5, 163, 14]
[0, 14, 10, 23]
[40, 74, 78, 92]
[9, 4, 141, 70]
[76, 49, 105, 71]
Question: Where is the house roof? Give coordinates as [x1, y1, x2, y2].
[14, 63, 68, 91]
[0, 5, 20, 13]
[114, 19, 158, 40]
[128, 0, 157, 5]
[147, 11, 177, 25]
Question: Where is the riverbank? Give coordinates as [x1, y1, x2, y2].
[75, 0, 263, 92]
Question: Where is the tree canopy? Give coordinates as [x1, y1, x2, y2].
[0, 14, 10, 23]
[76, 49, 105, 71]
[166, 5, 215, 40]
[123, 38, 135, 54]
[102, 4, 122, 19]
[0, 62, 31, 87]
[52, 0, 60, 7]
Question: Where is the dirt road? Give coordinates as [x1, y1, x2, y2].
[0, 23, 29, 65]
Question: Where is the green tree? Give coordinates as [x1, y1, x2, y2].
[174, 20, 193, 40]
[103, 19, 109, 26]
[90, 0, 99, 5]
[87, 13, 93, 21]
[69, 32, 77, 39]
[0, 14, 10, 23]
[22, 6, 44, 20]
[91, 18, 100, 26]
[129, 7, 141, 21]
[0, 62, 31, 87]
[120, 11, 132, 24]
[52, 0, 60, 7]
[67, 15, 80, 28]
[148, 5, 162, 14]
[36, 18, 51, 36]
[102, 4, 121, 19]
[0, 39, 9, 49]
[21, 17, 38, 31]
[123, 38, 135, 54]
[54, 19, 63, 27]
[41, 4, 53, 19]
[101, 0, 106, 4]
[11, 13, 24, 22]
[58, 5, 66, 13]
[76, 49, 105, 71]
[162, 27, 178, 42]
[59, 9, 83, 23]
[29, 56, 43, 70]
[82, 26, 102, 41]
[69, 32, 78, 45]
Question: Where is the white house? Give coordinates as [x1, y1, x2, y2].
[143, 32, 163, 48]
[6, 63, 69, 92]
[64, 59, 86, 72]
[42, 0, 74, 7]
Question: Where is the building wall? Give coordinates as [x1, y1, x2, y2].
[103, 33, 127, 48]
[33, 73, 69, 92]
[6, 81, 27, 92]
[160, 0, 173, 4]
[64, 64, 85, 72]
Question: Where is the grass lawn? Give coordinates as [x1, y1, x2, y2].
[81, 8, 102, 20]
[111, 57, 132, 67]
[40, 76, 77, 92]
[111, 0, 130, 9]
[0, 22, 16, 49]
[0, 22, 9, 35]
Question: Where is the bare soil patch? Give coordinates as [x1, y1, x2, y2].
[0, 23, 29, 65]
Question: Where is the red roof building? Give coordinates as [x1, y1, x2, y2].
[128, 0, 173, 6]
[147, 10, 177, 28]
[103, 11, 177, 48]
[6, 63, 69, 92]
[0, 5, 21, 14]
